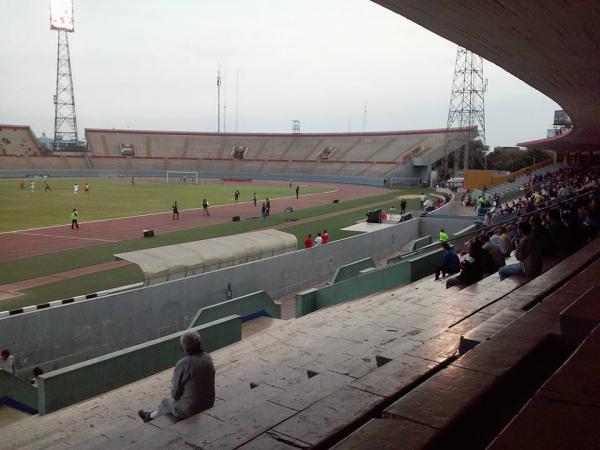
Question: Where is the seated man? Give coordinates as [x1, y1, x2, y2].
[446, 241, 484, 289]
[481, 234, 506, 273]
[138, 331, 215, 422]
[498, 221, 543, 281]
[490, 227, 510, 257]
[434, 242, 460, 280]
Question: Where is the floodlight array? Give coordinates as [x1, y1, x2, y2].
[50, 0, 74, 32]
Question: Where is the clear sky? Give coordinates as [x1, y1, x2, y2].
[1, 0, 559, 149]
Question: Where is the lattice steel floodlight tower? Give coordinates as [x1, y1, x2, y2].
[50, 0, 78, 151]
[445, 46, 487, 172]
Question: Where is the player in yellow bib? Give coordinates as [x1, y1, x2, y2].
[439, 229, 449, 242]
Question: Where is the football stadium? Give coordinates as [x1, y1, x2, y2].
[1, 0, 599, 448]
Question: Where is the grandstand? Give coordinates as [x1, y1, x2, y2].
[84, 127, 473, 181]
[0, 125, 40, 155]
[0, 125, 87, 171]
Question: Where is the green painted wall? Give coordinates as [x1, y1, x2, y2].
[411, 235, 432, 251]
[0, 370, 38, 412]
[189, 291, 281, 328]
[37, 315, 241, 414]
[331, 258, 376, 284]
[296, 262, 412, 316]
[296, 288, 318, 317]
[405, 248, 445, 282]
[295, 244, 464, 317]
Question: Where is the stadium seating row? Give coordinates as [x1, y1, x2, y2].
[80, 127, 470, 178]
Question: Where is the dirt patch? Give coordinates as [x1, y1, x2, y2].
[0, 290, 20, 302]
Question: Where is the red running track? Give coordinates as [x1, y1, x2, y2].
[0, 182, 388, 262]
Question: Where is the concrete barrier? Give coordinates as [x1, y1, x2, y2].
[404, 248, 446, 282]
[0, 370, 38, 413]
[410, 235, 432, 251]
[189, 291, 281, 328]
[331, 258, 376, 284]
[37, 316, 241, 414]
[295, 261, 412, 317]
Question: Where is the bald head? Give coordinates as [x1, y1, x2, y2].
[180, 331, 203, 355]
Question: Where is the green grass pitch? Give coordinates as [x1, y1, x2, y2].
[0, 178, 326, 232]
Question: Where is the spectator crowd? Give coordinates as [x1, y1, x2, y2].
[439, 165, 600, 289]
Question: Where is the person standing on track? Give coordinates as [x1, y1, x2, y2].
[253, 192, 257, 207]
[70, 208, 79, 230]
[202, 198, 210, 217]
[172, 201, 179, 220]
[295, 185, 300, 199]
[400, 199, 407, 215]
[265, 198, 271, 216]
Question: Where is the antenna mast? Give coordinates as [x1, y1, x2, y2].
[217, 66, 222, 132]
[235, 69, 239, 132]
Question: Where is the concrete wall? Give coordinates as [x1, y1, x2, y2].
[331, 258, 376, 284]
[411, 235, 432, 251]
[419, 216, 480, 240]
[0, 370, 38, 413]
[37, 316, 241, 414]
[1, 217, 420, 375]
[189, 291, 280, 327]
[296, 261, 412, 317]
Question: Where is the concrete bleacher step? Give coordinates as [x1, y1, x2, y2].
[489, 325, 600, 449]
[163, 401, 297, 449]
[3, 237, 597, 449]
[382, 364, 497, 430]
[458, 308, 525, 354]
[559, 285, 600, 348]
[330, 418, 438, 450]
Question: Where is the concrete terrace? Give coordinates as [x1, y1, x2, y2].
[3, 236, 599, 449]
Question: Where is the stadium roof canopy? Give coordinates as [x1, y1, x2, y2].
[372, 0, 600, 152]
[115, 229, 297, 285]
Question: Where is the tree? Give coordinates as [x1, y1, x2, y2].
[486, 147, 551, 172]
